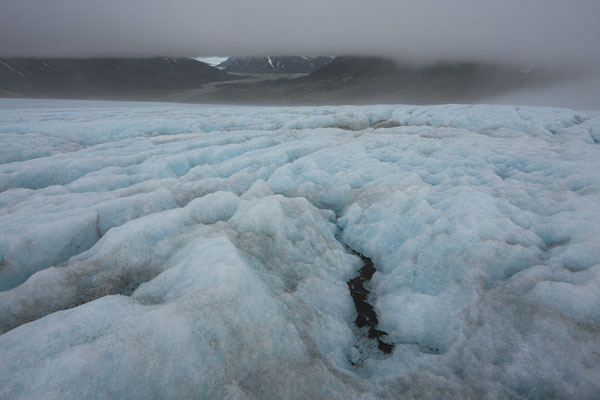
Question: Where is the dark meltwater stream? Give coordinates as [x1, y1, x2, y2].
[335, 225, 394, 365]
[346, 248, 394, 355]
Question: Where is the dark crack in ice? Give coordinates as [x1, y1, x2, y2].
[336, 228, 394, 366]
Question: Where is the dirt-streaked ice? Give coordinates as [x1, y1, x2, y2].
[1, 99, 599, 399]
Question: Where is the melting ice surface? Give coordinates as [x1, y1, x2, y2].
[1, 99, 599, 399]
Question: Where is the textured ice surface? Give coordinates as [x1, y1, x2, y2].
[1, 99, 600, 399]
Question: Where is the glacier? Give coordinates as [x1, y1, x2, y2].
[0, 98, 599, 399]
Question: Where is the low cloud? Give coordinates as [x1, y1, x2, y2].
[1, 0, 599, 70]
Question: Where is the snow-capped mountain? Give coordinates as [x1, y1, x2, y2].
[217, 56, 332, 74]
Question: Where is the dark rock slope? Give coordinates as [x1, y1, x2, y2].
[0, 56, 560, 106]
[217, 56, 332, 74]
[0, 57, 237, 99]
[200, 56, 557, 105]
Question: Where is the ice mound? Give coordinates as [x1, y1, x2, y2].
[1, 99, 599, 399]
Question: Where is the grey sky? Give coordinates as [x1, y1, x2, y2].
[1, 0, 599, 69]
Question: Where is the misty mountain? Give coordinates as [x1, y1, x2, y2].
[0, 57, 237, 99]
[0, 56, 562, 106]
[217, 56, 332, 74]
[198, 56, 559, 105]
[302, 56, 554, 103]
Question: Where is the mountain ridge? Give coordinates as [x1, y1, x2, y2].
[0, 57, 238, 99]
[217, 56, 332, 74]
[0, 55, 561, 106]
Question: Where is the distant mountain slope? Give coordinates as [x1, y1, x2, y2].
[306, 56, 552, 99]
[0, 58, 237, 99]
[200, 56, 558, 105]
[217, 56, 332, 74]
[0, 56, 563, 106]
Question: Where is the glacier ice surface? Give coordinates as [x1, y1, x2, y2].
[1, 99, 600, 399]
